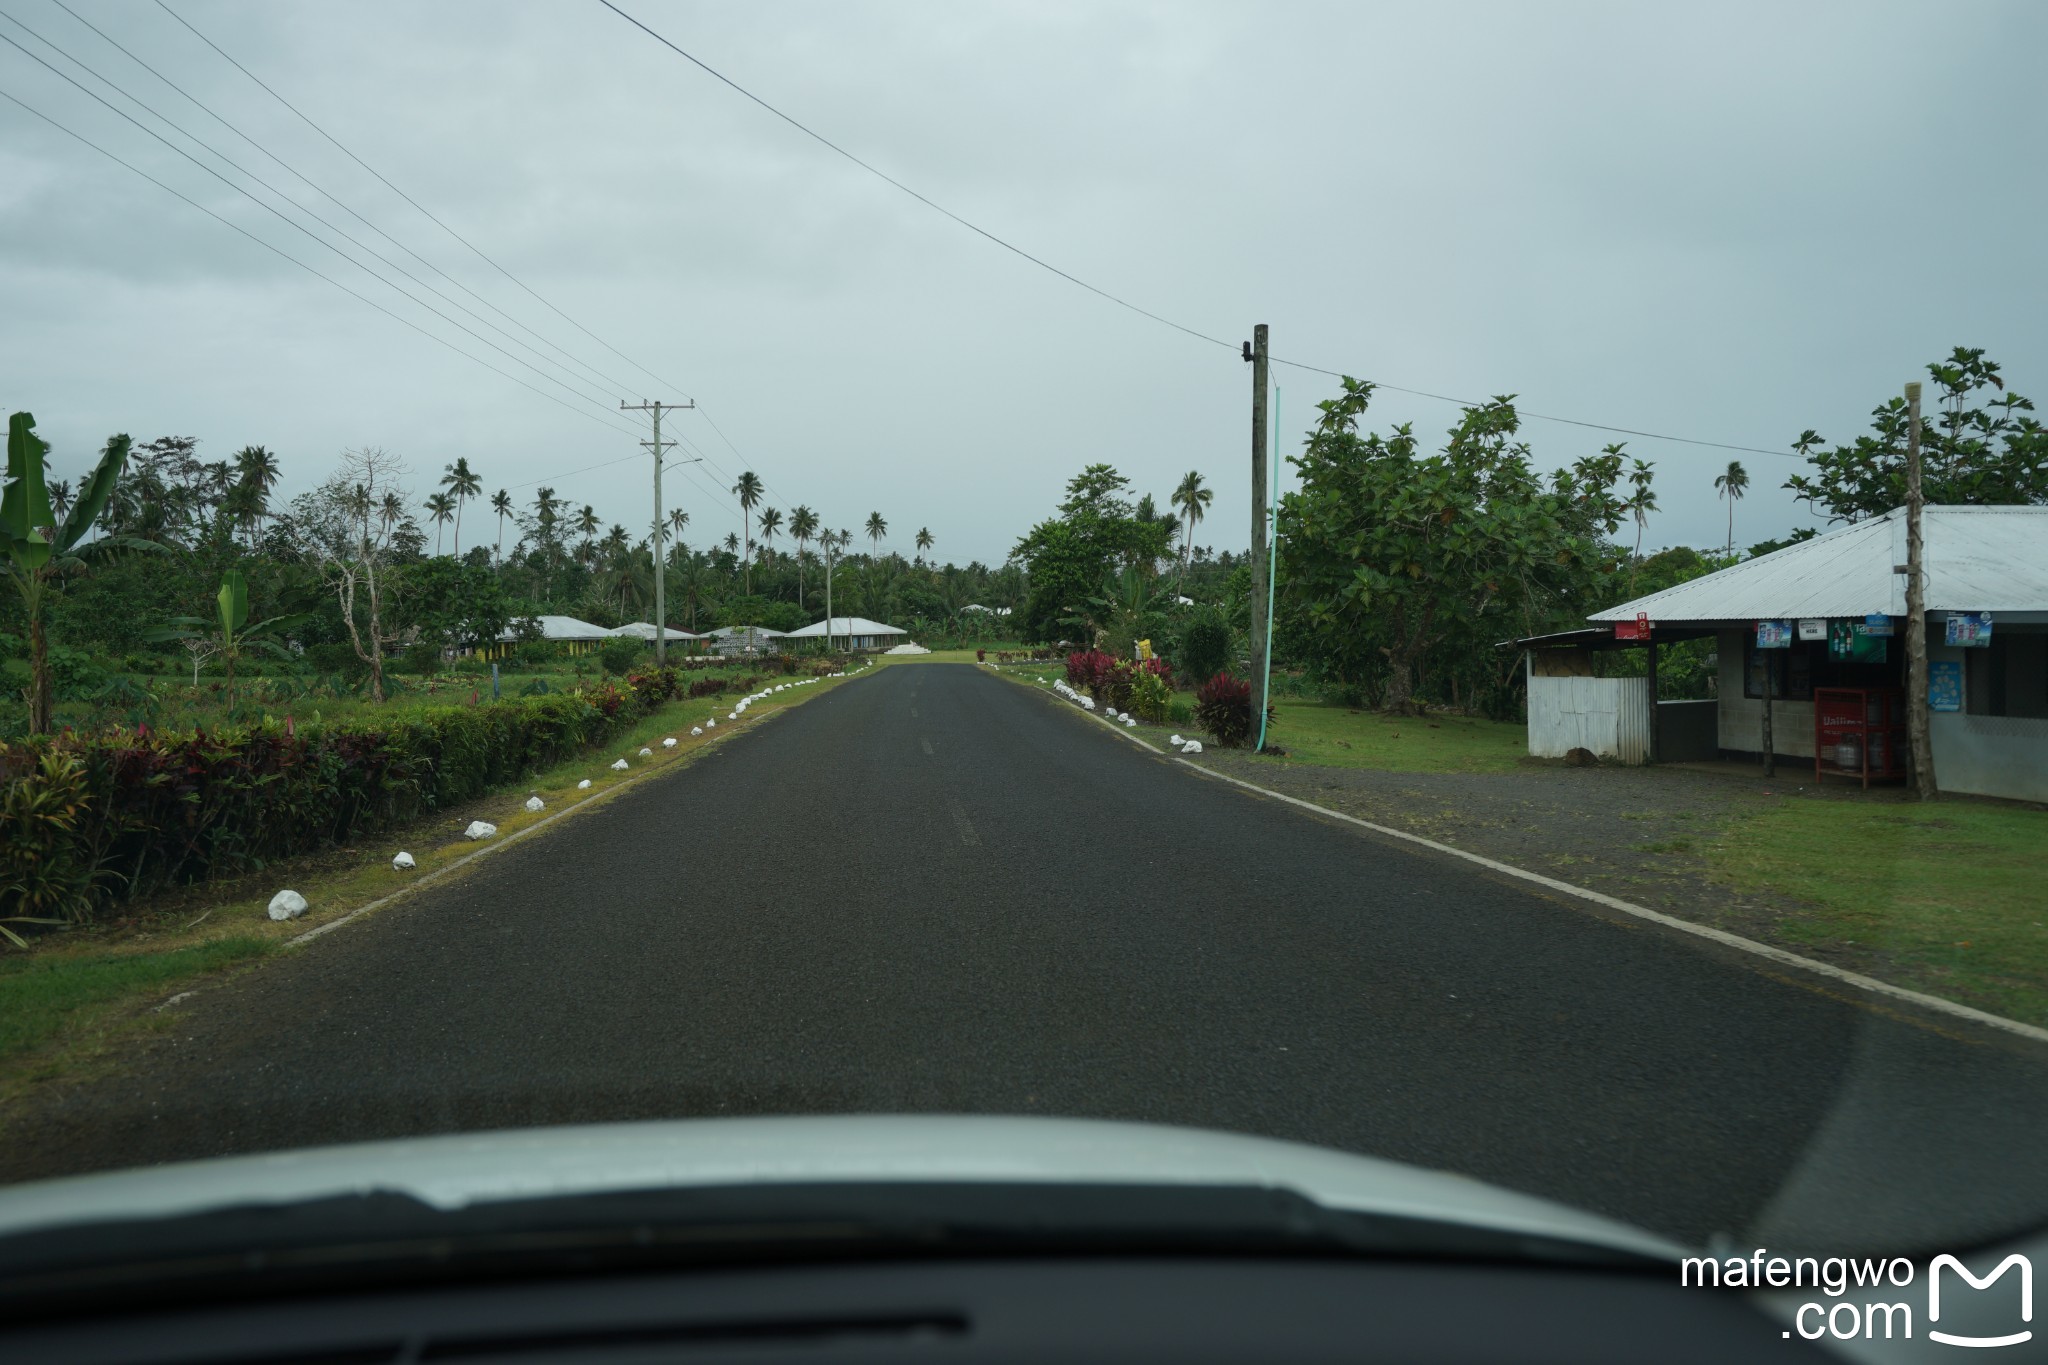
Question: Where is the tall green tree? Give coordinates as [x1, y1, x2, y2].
[1714, 459, 1748, 552]
[441, 456, 482, 555]
[1787, 347, 2047, 522]
[4, 415, 140, 733]
[789, 504, 819, 608]
[489, 488, 512, 568]
[424, 491, 457, 556]
[1278, 380, 1630, 713]
[732, 471, 763, 594]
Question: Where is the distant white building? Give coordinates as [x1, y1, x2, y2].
[703, 625, 787, 655]
[608, 622, 703, 643]
[786, 616, 909, 651]
[491, 614, 612, 657]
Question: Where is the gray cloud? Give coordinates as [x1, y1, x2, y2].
[3, 0, 2042, 563]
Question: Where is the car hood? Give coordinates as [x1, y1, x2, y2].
[0, 1114, 1685, 1261]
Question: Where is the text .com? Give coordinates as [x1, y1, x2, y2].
[1682, 1249, 2032, 1347]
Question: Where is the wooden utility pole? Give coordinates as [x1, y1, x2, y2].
[1248, 323, 1270, 750]
[621, 400, 694, 664]
[1904, 380, 1936, 799]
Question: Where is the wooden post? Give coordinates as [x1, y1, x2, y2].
[1645, 637, 1659, 763]
[1761, 641, 1775, 778]
[1248, 324, 1270, 749]
[1904, 380, 1937, 799]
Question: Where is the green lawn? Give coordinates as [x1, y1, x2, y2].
[0, 937, 272, 1067]
[1257, 700, 1528, 774]
[1705, 799, 2048, 1026]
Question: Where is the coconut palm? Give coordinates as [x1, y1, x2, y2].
[379, 490, 405, 539]
[46, 478, 73, 524]
[1170, 470, 1212, 578]
[441, 456, 482, 555]
[667, 507, 688, 541]
[1624, 458, 1658, 594]
[732, 471, 763, 592]
[490, 489, 512, 568]
[1714, 460, 1749, 553]
[915, 526, 933, 563]
[789, 504, 819, 607]
[864, 511, 887, 559]
[233, 445, 281, 538]
[575, 504, 600, 567]
[757, 506, 782, 572]
[722, 531, 740, 556]
[424, 491, 456, 555]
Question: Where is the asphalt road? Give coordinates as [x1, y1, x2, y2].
[10, 663, 2048, 1250]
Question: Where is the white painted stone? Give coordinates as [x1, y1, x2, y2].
[611, 758, 629, 770]
[1170, 734, 1183, 746]
[464, 820, 497, 840]
[524, 795, 544, 812]
[267, 889, 308, 920]
[663, 737, 678, 748]
[577, 779, 592, 789]
[1181, 740, 1203, 754]
[391, 852, 415, 871]
[690, 727, 703, 737]
[638, 747, 652, 756]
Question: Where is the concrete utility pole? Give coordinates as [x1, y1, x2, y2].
[621, 400, 694, 664]
[1904, 380, 1936, 799]
[823, 532, 838, 655]
[1247, 324, 1270, 750]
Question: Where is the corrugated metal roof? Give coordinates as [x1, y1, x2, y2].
[608, 622, 703, 640]
[1590, 506, 2048, 623]
[785, 616, 908, 637]
[497, 614, 612, 641]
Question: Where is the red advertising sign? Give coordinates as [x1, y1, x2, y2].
[1614, 613, 1652, 641]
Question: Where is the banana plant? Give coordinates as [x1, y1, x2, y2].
[3, 413, 146, 735]
[147, 567, 307, 708]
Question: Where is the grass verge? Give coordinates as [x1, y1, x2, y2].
[1705, 798, 2048, 1027]
[0, 668, 864, 1103]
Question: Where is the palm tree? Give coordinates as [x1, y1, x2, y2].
[915, 526, 933, 563]
[379, 490, 405, 539]
[667, 507, 688, 542]
[1625, 458, 1657, 594]
[233, 445, 281, 538]
[47, 478, 73, 525]
[1170, 470, 1212, 578]
[575, 504, 600, 567]
[490, 489, 512, 568]
[864, 511, 887, 560]
[1714, 460, 1749, 553]
[424, 491, 456, 555]
[757, 506, 782, 573]
[442, 456, 482, 555]
[789, 504, 819, 608]
[732, 471, 763, 593]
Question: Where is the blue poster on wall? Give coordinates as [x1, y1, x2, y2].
[1755, 620, 1793, 649]
[1929, 660, 1963, 713]
[1944, 611, 1993, 647]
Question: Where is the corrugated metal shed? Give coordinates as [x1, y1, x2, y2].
[1590, 506, 2048, 624]
[784, 617, 908, 638]
[496, 614, 612, 642]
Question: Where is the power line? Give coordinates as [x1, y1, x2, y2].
[0, 22, 636, 422]
[597, 0, 1793, 462]
[153, 0, 695, 404]
[0, 83, 641, 439]
[47, 0, 643, 405]
[152, 0, 801, 500]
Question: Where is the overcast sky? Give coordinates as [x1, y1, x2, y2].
[3, 0, 2043, 566]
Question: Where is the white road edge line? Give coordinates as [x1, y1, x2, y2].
[1173, 757, 2048, 1048]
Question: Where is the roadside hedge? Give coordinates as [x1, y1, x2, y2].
[0, 667, 689, 927]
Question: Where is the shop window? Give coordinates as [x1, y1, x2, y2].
[1967, 634, 2048, 719]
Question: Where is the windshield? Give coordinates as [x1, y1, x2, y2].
[2, 0, 2044, 1337]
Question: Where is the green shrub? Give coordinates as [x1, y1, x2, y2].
[398, 641, 444, 676]
[598, 637, 645, 677]
[1175, 607, 1232, 688]
[514, 639, 558, 668]
[0, 667, 694, 926]
[1128, 667, 1174, 722]
[1166, 698, 1194, 727]
[303, 642, 369, 682]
